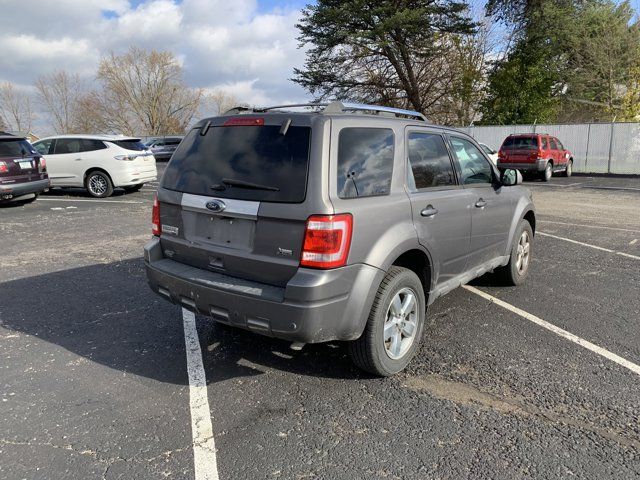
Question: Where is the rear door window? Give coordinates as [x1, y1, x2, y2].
[337, 128, 394, 199]
[79, 139, 107, 152]
[407, 132, 456, 190]
[54, 138, 81, 154]
[162, 125, 312, 203]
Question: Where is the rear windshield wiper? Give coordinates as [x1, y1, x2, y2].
[210, 178, 280, 192]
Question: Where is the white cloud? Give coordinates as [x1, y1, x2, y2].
[0, 0, 309, 115]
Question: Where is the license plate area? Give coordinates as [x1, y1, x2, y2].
[18, 161, 33, 170]
[184, 211, 255, 251]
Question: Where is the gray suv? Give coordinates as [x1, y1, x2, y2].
[144, 102, 535, 376]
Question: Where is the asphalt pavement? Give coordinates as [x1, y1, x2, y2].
[1, 169, 639, 480]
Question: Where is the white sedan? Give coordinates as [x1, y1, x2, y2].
[33, 135, 157, 197]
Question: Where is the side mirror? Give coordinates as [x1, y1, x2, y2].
[501, 168, 522, 186]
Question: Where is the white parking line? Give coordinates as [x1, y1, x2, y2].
[538, 231, 640, 260]
[39, 197, 144, 204]
[182, 308, 219, 480]
[463, 286, 640, 376]
[539, 220, 640, 234]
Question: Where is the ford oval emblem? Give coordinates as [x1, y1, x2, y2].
[205, 199, 226, 213]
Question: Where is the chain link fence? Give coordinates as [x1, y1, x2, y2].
[459, 123, 640, 174]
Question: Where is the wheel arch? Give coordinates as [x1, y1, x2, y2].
[388, 248, 433, 305]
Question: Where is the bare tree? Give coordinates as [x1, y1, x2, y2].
[201, 90, 242, 116]
[94, 47, 202, 135]
[35, 71, 84, 134]
[0, 82, 34, 132]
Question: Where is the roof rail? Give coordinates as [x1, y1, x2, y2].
[324, 101, 427, 122]
[223, 101, 427, 122]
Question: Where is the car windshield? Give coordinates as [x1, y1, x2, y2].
[502, 136, 538, 150]
[112, 139, 147, 151]
[162, 125, 311, 203]
[0, 139, 34, 157]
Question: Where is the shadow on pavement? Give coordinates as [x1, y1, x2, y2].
[0, 259, 363, 385]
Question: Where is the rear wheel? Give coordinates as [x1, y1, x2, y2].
[349, 266, 426, 376]
[496, 220, 533, 286]
[540, 161, 552, 182]
[563, 160, 573, 177]
[85, 171, 113, 198]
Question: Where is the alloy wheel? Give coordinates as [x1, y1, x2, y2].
[383, 287, 418, 360]
[88, 174, 107, 196]
[515, 230, 531, 275]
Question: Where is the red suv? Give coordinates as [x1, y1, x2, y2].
[498, 134, 573, 182]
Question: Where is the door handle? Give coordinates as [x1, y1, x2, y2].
[475, 198, 487, 208]
[420, 205, 438, 217]
[74, 158, 82, 161]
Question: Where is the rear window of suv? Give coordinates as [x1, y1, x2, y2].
[112, 139, 147, 151]
[502, 136, 539, 150]
[162, 125, 311, 203]
[0, 139, 35, 157]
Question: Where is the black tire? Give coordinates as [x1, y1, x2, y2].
[496, 220, 534, 286]
[540, 161, 552, 182]
[349, 266, 426, 376]
[85, 171, 113, 198]
[563, 160, 573, 177]
[123, 184, 143, 193]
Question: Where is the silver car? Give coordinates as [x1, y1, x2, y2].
[145, 102, 535, 376]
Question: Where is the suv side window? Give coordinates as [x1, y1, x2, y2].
[449, 136, 493, 185]
[549, 138, 559, 150]
[542, 137, 549, 150]
[54, 138, 81, 154]
[80, 139, 107, 152]
[407, 132, 456, 190]
[337, 128, 394, 199]
[554, 138, 565, 150]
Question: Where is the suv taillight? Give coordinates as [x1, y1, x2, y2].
[300, 214, 352, 269]
[0, 161, 7, 173]
[152, 195, 161, 236]
[38, 157, 46, 173]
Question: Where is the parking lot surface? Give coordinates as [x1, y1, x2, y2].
[1, 170, 639, 479]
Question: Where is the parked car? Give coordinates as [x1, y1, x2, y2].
[146, 136, 183, 161]
[497, 133, 573, 182]
[0, 132, 49, 204]
[32, 135, 157, 197]
[479, 143, 498, 164]
[144, 102, 536, 376]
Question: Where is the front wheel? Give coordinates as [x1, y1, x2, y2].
[349, 266, 426, 376]
[85, 171, 113, 198]
[496, 220, 533, 286]
[563, 160, 573, 177]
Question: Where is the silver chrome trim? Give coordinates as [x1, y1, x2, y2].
[181, 193, 259, 220]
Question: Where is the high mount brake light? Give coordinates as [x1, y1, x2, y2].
[152, 195, 161, 236]
[223, 117, 265, 127]
[300, 214, 353, 269]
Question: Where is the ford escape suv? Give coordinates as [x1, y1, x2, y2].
[497, 133, 573, 182]
[145, 102, 536, 376]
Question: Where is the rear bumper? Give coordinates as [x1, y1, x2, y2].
[498, 159, 547, 172]
[144, 237, 385, 343]
[0, 178, 49, 199]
